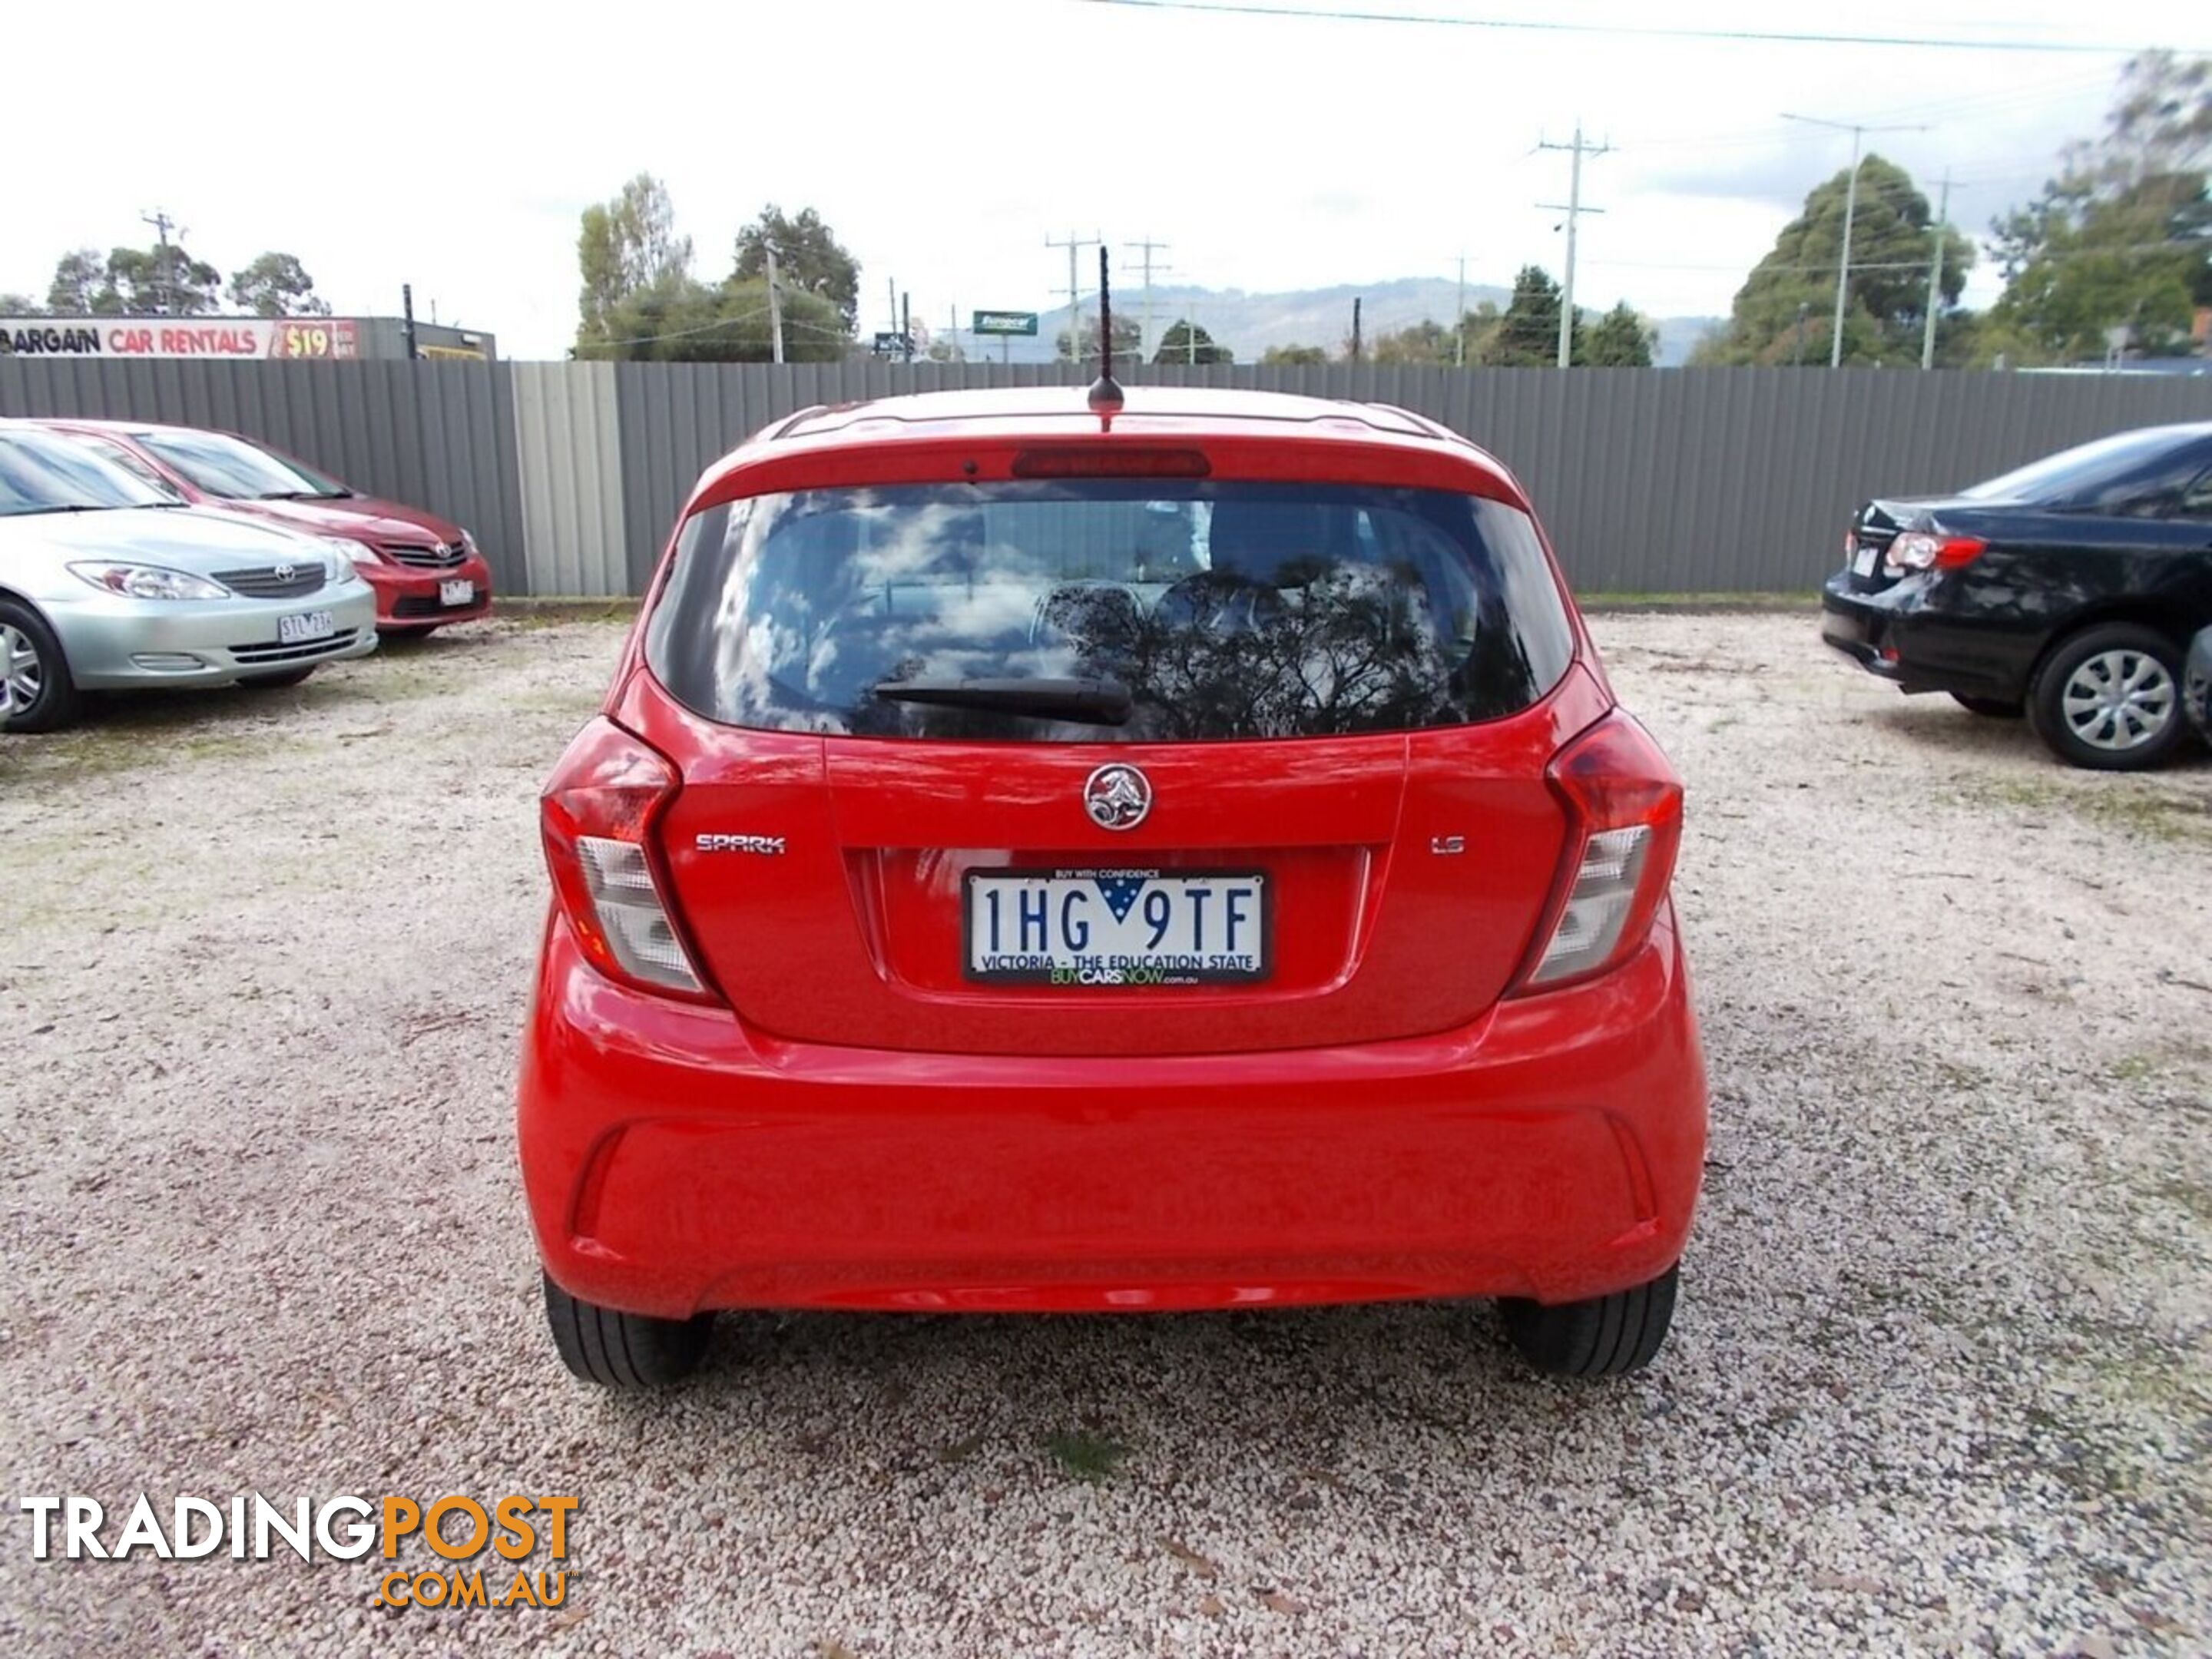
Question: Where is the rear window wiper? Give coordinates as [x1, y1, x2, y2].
[870, 675, 1133, 726]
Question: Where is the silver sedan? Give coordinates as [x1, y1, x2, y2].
[1, 426, 376, 733]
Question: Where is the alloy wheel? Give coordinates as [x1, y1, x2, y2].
[2060, 647, 2174, 753]
[0, 623, 41, 718]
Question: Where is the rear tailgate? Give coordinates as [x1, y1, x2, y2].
[637, 672, 1604, 1057]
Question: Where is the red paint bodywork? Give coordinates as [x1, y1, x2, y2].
[37, 418, 495, 634]
[517, 388, 1707, 1316]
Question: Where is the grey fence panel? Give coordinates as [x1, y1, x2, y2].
[0, 358, 529, 593]
[8, 358, 2208, 594]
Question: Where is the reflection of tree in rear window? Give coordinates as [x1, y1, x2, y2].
[646, 482, 1574, 742]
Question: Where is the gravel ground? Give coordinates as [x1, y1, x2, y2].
[0, 611, 2207, 1659]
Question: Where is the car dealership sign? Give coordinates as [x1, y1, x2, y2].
[0, 317, 360, 359]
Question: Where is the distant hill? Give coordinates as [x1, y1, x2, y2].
[986, 277, 1720, 368]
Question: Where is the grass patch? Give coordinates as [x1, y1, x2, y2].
[1043, 1429, 1129, 1483]
[1974, 777, 2211, 846]
[1580, 591, 1820, 612]
[496, 600, 639, 629]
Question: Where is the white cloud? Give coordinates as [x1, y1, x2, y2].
[1, 0, 2164, 353]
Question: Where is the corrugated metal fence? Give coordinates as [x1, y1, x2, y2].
[5, 358, 2207, 595]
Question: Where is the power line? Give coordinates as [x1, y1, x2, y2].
[1535, 124, 1611, 369]
[1782, 112, 1931, 366]
[1046, 231, 1103, 360]
[1068, 0, 2190, 55]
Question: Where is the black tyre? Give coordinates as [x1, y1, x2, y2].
[1950, 693, 2022, 718]
[239, 667, 316, 690]
[0, 598, 82, 734]
[542, 1273, 711, 1387]
[2028, 623, 2187, 772]
[1500, 1264, 1678, 1379]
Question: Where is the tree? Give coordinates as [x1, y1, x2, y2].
[733, 205, 860, 333]
[1056, 313, 1141, 363]
[1694, 158, 1971, 366]
[227, 252, 330, 317]
[1154, 318, 1232, 364]
[1988, 51, 2210, 362]
[0, 293, 37, 314]
[1480, 266, 1568, 366]
[575, 274, 848, 363]
[1372, 319, 1455, 365]
[47, 250, 114, 314]
[103, 246, 222, 315]
[1581, 302, 1657, 367]
[1260, 343, 1330, 365]
[577, 173, 693, 349]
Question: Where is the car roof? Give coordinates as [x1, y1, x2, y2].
[704, 384, 1522, 501]
[33, 416, 173, 439]
[767, 385, 1465, 446]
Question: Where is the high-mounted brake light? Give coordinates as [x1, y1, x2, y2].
[1518, 712, 1684, 992]
[1010, 446, 1212, 479]
[539, 718, 715, 1002]
[1887, 531, 1984, 573]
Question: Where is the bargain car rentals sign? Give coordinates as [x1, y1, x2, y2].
[0, 318, 359, 359]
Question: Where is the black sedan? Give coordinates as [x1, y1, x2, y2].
[1821, 422, 2212, 770]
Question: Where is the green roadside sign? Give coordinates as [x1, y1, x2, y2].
[972, 310, 1039, 337]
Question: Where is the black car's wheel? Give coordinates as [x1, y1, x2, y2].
[2028, 623, 2187, 771]
[0, 600, 82, 734]
[1499, 1264, 1677, 1379]
[542, 1273, 712, 1387]
[238, 667, 316, 690]
[1951, 693, 2022, 718]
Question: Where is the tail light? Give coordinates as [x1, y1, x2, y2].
[1516, 712, 1684, 992]
[1888, 531, 1984, 572]
[539, 718, 716, 1002]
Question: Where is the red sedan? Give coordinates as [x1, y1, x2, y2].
[37, 419, 495, 636]
[518, 386, 1707, 1386]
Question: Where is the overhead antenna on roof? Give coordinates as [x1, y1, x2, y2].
[1087, 246, 1123, 429]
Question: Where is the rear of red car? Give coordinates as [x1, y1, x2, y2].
[517, 391, 1705, 1385]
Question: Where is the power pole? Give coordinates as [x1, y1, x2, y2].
[141, 207, 178, 315]
[900, 291, 912, 363]
[1921, 169, 1951, 372]
[886, 277, 899, 348]
[764, 243, 786, 364]
[1046, 231, 1101, 363]
[1124, 237, 1170, 363]
[401, 283, 419, 359]
[1536, 123, 1611, 369]
[949, 302, 959, 363]
[1455, 253, 1468, 367]
[1350, 296, 1363, 364]
[1781, 111, 1929, 368]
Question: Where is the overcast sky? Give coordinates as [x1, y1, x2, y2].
[5, 0, 2195, 356]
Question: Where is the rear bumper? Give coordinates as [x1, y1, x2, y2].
[359, 553, 495, 630]
[516, 907, 1708, 1318]
[1820, 570, 2041, 701]
[52, 581, 378, 688]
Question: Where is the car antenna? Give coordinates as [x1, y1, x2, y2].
[1087, 246, 1123, 430]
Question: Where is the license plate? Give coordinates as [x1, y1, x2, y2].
[277, 610, 335, 645]
[439, 578, 475, 607]
[1851, 545, 1879, 578]
[964, 867, 1271, 986]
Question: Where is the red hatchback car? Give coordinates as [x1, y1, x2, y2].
[518, 387, 1707, 1386]
[38, 419, 495, 635]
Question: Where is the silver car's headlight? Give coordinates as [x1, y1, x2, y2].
[317, 535, 379, 575]
[68, 562, 231, 601]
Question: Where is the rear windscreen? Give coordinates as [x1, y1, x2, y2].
[644, 481, 1575, 742]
